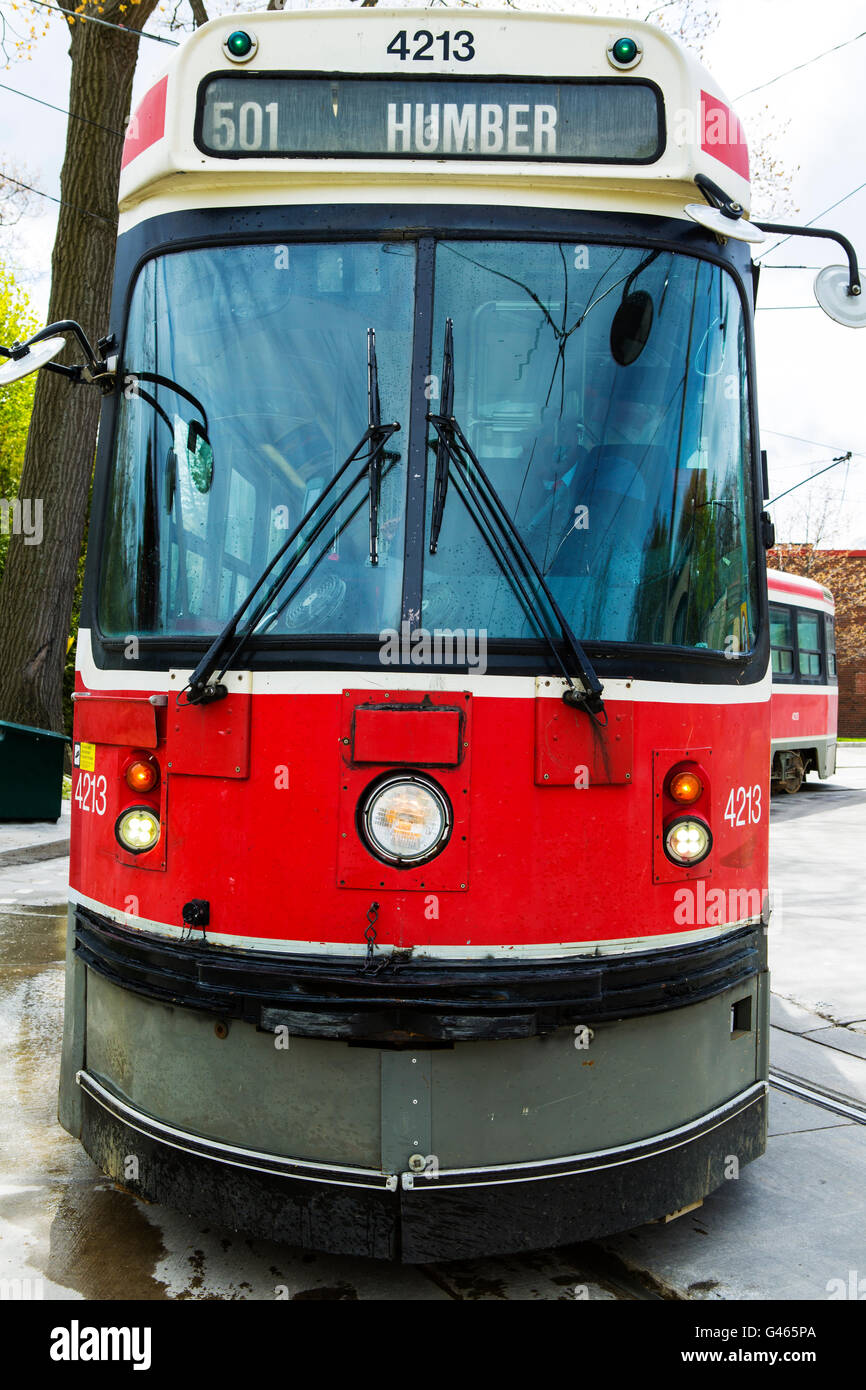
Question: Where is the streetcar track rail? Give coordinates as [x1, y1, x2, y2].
[769, 1069, 866, 1125]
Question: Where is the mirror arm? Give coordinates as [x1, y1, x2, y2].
[694, 172, 746, 221]
[750, 222, 861, 297]
[44, 361, 85, 382]
[23, 319, 104, 368]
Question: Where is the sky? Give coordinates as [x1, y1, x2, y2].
[1, 0, 864, 547]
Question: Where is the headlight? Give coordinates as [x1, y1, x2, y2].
[360, 776, 451, 865]
[664, 816, 712, 867]
[115, 806, 161, 855]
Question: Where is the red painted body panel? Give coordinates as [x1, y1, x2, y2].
[770, 687, 837, 743]
[120, 76, 168, 171]
[70, 678, 771, 952]
[72, 694, 159, 749]
[351, 702, 462, 767]
[701, 90, 749, 181]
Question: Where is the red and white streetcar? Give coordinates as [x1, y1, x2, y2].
[768, 568, 838, 794]
[2, 7, 862, 1260]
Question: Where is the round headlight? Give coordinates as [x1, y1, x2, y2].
[664, 816, 712, 867]
[360, 776, 451, 865]
[115, 806, 161, 855]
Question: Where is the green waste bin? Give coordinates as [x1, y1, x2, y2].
[0, 720, 68, 821]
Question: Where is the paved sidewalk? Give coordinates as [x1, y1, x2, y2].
[768, 743, 866, 1026]
[0, 800, 70, 870]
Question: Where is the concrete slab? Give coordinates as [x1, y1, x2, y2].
[602, 1097, 866, 1300]
[768, 1089, 854, 1136]
[800, 1026, 866, 1062]
[0, 857, 69, 907]
[770, 995, 828, 1035]
[768, 766, 866, 1024]
[771, 1027, 866, 1105]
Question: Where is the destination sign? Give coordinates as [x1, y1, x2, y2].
[197, 76, 663, 163]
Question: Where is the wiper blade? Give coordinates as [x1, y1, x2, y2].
[426, 321, 604, 719]
[183, 332, 399, 705]
[367, 327, 386, 565]
[429, 317, 455, 555]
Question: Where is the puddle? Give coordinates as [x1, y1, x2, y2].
[46, 1177, 170, 1301]
[0, 906, 66, 968]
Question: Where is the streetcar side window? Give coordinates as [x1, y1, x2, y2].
[769, 604, 794, 676]
[796, 610, 822, 679]
[826, 614, 837, 679]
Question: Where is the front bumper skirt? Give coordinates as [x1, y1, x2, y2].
[77, 1070, 767, 1262]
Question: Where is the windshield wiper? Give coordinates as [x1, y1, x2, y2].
[429, 317, 455, 556]
[183, 329, 399, 705]
[426, 319, 605, 719]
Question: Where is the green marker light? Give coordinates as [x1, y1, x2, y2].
[226, 30, 254, 59]
[611, 37, 639, 66]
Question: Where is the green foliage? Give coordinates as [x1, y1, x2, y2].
[0, 266, 37, 577]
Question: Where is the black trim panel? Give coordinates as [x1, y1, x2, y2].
[77, 1076, 767, 1261]
[73, 903, 762, 1042]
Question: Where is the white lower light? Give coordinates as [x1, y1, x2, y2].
[116, 806, 160, 854]
[664, 817, 712, 866]
[362, 777, 450, 864]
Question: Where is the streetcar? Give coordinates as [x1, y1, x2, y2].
[2, 8, 863, 1261]
[768, 569, 838, 794]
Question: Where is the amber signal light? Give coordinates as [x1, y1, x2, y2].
[125, 756, 159, 793]
[668, 769, 703, 805]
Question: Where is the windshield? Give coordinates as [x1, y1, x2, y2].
[424, 241, 758, 652]
[98, 235, 759, 659]
[100, 242, 415, 638]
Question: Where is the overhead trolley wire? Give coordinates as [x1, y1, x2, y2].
[735, 28, 866, 100]
[24, 0, 180, 44]
[763, 429, 865, 459]
[0, 170, 114, 225]
[0, 79, 123, 136]
[755, 179, 866, 263]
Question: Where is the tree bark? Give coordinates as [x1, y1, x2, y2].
[0, 0, 159, 731]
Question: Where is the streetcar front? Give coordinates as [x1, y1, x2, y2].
[56, 9, 783, 1260]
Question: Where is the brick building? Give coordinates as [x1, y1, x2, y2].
[767, 546, 866, 738]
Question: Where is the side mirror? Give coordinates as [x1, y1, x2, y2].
[813, 265, 866, 329]
[0, 335, 66, 385]
[687, 178, 866, 329]
[610, 290, 654, 366]
[0, 320, 115, 385]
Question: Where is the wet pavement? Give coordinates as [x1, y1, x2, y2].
[1, 753, 864, 1300]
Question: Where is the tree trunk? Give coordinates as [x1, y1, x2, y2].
[0, 0, 159, 731]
